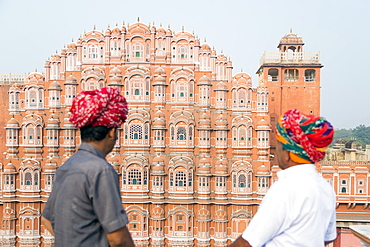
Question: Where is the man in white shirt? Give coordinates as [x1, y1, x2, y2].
[231, 109, 337, 247]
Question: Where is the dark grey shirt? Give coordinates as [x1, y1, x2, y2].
[43, 142, 129, 247]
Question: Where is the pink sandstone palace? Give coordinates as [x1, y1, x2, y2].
[0, 22, 368, 246]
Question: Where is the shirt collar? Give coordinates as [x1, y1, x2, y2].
[277, 164, 316, 179]
[79, 142, 106, 160]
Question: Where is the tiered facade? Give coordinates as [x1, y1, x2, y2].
[0, 22, 271, 246]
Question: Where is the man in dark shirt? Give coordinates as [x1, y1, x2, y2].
[42, 87, 134, 247]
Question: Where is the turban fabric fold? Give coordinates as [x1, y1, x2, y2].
[276, 109, 334, 163]
[69, 87, 128, 128]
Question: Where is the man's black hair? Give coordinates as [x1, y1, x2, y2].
[80, 126, 112, 142]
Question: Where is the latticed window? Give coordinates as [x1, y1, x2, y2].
[177, 127, 186, 140]
[176, 171, 186, 186]
[189, 126, 193, 141]
[130, 125, 142, 139]
[25, 172, 32, 185]
[170, 172, 174, 186]
[144, 124, 149, 139]
[132, 43, 143, 58]
[128, 169, 141, 185]
[240, 127, 246, 141]
[122, 170, 127, 184]
[239, 174, 246, 188]
[34, 173, 38, 185]
[188, 171, 192, 186]
[144, 169, 148, 185]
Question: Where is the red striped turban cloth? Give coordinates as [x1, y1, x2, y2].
[69, 87, 128, 128]
[276, 109, 334, 163]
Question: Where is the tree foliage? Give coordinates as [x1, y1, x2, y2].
[334, 124, 370, 148]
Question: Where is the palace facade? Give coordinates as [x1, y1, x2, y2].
[1, 23, 368, 247]
[0, 22, 271, 246]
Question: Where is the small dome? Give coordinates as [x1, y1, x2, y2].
[280, 32, 304, 45]
[154, 75, 166, 84]
[46, 114, 60, 126]
[256, 165, 270, 176]
[153, 117, 166, 127]
[199, 112, 211, 127]
[154, 110, 165, 119]
[105, 28, 111, 35]
[157, 27, 166, 34]
[67, 43, 77, 49]
[201, 44, 211, 50]
[256, 118, 270, 130]
[153, 155, 164, 163]
[216, 81, 228, 91]
[44, 158, 57, 172]
[335, 139, 346, 145]
[152, 163, 165, 172]
[49, 81, 61, 90]
[197, 164, 211, 175]
[65, 75, 77, 85]
[166, 28, 173, 36]
[112, 27, 121, 35]
[109, 66, 122, 76]
[198, 75, 211, 85]
[107, 155, 119, 164]
[215, 114, 228, 127]
[154, 66, 166, 75]
[4, 162, 16, 172]
[6, 118, 19, 128]
[199, 157, 210, 165]
[214, 164, 228, 174]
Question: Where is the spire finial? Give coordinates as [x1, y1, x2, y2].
[204, 38, 207, 42]
[93, 25, 96, 30]
[290, 28, 293, 33]
[182, 26, 184, 32]
[122, 21, 125, 26]
[160, 23, 162, 27]
[137, 16, 140, 22]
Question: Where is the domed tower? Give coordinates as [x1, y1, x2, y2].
[257, 30, 322, 158]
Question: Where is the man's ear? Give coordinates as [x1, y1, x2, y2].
[108, 128, 116, 139]
[283, 149, 291, 163]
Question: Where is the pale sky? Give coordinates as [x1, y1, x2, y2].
[0, 0, 368, 129]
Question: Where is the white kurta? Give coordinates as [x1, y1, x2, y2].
[242, 164, 336, 247]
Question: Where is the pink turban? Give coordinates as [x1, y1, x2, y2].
[69, 87, 128, 128]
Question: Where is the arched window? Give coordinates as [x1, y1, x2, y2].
[341, 187, 347, 193]
[130, 125, 142, 140]
[128, 169, 141, 185]
[177, 127, 186, 140]
[268, 69, 279, 81]
[304, 69, 316, 81]
[238, 174, 246, 188]
[176, 171, 186, 186]
[133, 43, 143, 58]
[25, 172, 32, 185]
[89, 44, 98, 59]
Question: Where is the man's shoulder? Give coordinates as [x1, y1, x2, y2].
[61, 148, 110, 173]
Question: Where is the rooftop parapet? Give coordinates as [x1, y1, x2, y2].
[0, 73, 28, 84]
[321, 161, 370, 167]
[260, 51, 320, 66]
